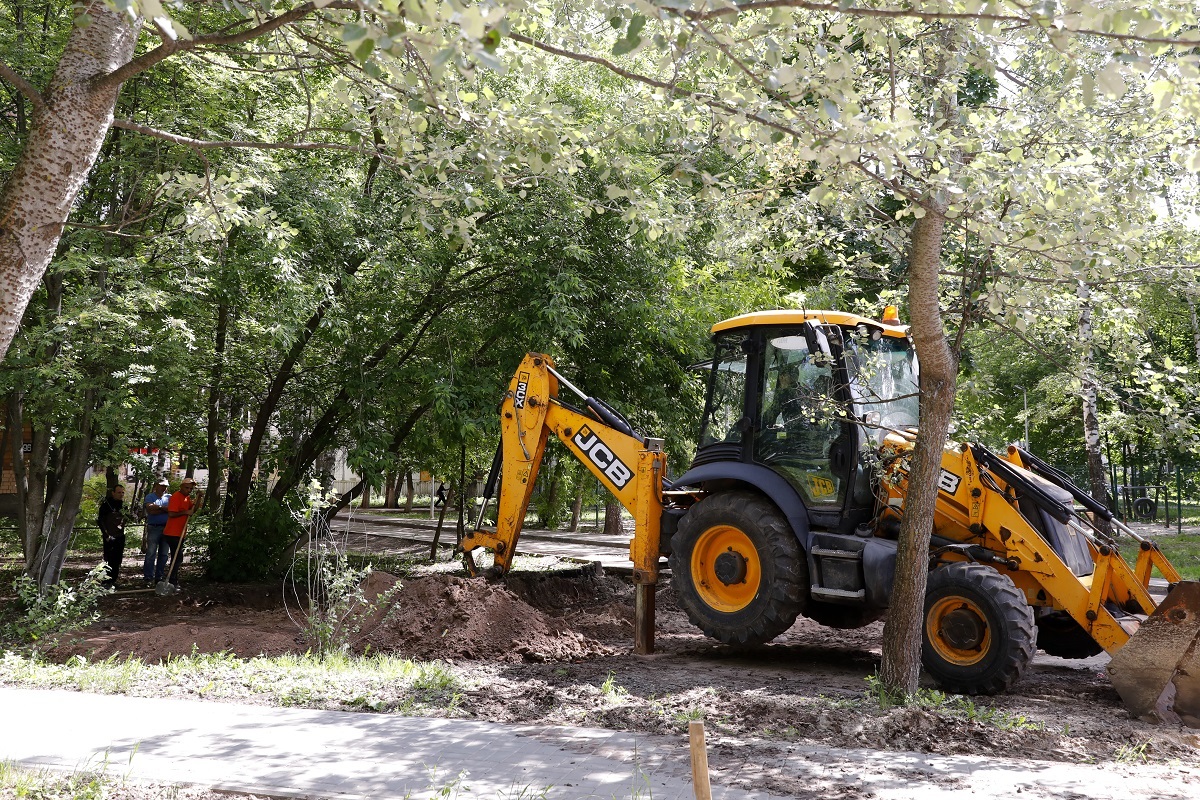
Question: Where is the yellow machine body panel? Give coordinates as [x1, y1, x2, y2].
[879, 435, 1200, 724]
[712, 309, 908, 338]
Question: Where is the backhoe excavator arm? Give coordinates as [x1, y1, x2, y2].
[460, 353, 668, 652]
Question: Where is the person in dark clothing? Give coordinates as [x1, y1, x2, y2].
[98, 484, 127, 588]
[434, 483, 447, 508]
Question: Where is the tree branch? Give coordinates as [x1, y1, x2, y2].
[111, 118, 387, 159]
[679, 2, 1200, 48]
[0, 59, 45, 115]
[92, 1, 360, 92]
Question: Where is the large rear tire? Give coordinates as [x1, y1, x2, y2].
[922, 562, 1036, 695]
[669, 491, 807, 646]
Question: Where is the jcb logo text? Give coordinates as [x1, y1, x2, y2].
[938, 468, 962, 496]
[573, 426, 633, 490]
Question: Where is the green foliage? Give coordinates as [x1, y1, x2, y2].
[0, 649, 465, 716]
[303, 557, 401, 658]
[0, 761, 117, 800]
[1123, 534, 1200, 580]
[1114, 740, 1152, 764]
[600, 670, 628, 698]
[76, 475, 109, 532]
[864, 676, 1043, 731]
[1, 566, 110, 651]
[532, 446, 573, 529]
[206, 493, 301, 582]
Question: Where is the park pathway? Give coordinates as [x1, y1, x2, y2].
[2, 686, 1198, 800]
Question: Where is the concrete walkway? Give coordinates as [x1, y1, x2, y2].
[3, 687, 1199, 800]
[334, 511, 647, 574]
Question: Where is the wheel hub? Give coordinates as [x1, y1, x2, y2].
[690, 523, 762, 612]
[713, 549, 747, 585]
[939, 606, 986, 651]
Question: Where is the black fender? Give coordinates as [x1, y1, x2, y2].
[672, 461, 811, 547]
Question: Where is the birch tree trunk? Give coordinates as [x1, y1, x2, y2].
[0, 4, 142, 360]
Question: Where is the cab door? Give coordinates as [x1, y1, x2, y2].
[752, 323, 858, 524]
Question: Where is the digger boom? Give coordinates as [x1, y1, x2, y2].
[460, 353, 667, 651]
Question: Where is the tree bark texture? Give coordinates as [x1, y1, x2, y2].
[1078, 283, 1112, 534]
[603, 495, 624, 536]
[28, 390, 95, 588]
[569, 478, 585, 532]
[879, 208, 956, 695]
[0, 4, 142, 360]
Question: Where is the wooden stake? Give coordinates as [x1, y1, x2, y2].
[688, 720, 712, 800]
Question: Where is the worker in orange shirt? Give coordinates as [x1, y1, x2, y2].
[163, 477, 198, 587]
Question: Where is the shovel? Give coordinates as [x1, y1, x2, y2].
[155, 537, 184, 596]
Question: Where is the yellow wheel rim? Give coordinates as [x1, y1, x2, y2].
[926, 596, 992, 666]
[690, 524, 761, 612]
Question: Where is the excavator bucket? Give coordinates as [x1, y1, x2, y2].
[1107, 581, 1200, 727]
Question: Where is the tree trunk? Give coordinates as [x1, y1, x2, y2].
[602, 495, 624, 536]
[225, 267, 359, 519]
[1189, 293, 1200, 364]
[404, 471, 414, 512]
[20, 424, 51, 574]
[360, 483, 370, 509]
[878, 22, 962, 698]
[0, 3, 142, 360]
[879, 210, 956, 695]
[205, 302, 229, 509]
[1078, 283, 1112, 535]
[384, 471, 399, 508]
[29, 390, 96, 588]
[569, 478, 585, 533]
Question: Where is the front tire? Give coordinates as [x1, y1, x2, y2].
[669, 491, 807, 646]
[922, 562, 1035, 695]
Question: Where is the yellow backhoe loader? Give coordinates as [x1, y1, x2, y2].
[460, 309, 1200, 726]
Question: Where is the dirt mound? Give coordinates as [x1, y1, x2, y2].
[56, 613, 300, 663]
[362, 573, 614, 662]
[503, 563, 621, 610]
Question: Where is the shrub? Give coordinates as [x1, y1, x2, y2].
[2, 565, 110, 651]
[206, 493, 302, 582]
[303, 556, 401, 658]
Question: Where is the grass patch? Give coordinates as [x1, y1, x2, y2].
[0, 761, 114, 800]
[1124, 534, 1200, 580]
[0, 650, 471, 717]
[865, 675, 1043, 732]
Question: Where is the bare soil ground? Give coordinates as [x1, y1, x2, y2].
[48, 551, 1200, 787]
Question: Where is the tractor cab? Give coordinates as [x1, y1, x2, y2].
[691, 309, 918, 533]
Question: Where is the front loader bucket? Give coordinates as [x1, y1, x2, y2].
[1107, 580, 1200, 727]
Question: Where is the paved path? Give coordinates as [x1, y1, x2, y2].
[3, 687, 1198, 800]
[333, 511, 647, 573]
